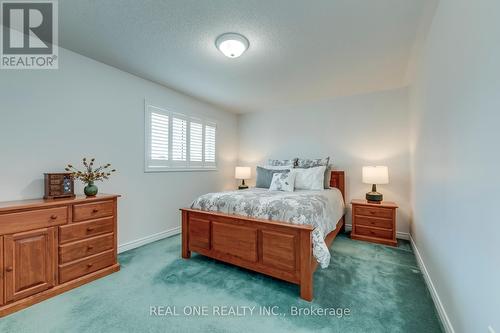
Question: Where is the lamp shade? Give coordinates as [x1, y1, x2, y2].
[235, 166, 251, 180]
[362, 166, 389, 185]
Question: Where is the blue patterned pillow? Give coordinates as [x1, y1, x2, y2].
[296, 157, 330, 168]
[267, 158, 297, 167]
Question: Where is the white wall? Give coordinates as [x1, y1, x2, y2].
[409, 0, 500, 332]
[0, 48, 238, 250]
[238, 88, 411, 235]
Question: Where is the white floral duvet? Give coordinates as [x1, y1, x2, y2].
[190, 188, 345, 268]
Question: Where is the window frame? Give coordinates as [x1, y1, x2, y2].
[144, 102, 218, 173]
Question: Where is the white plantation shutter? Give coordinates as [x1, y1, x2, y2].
[190, 120, 203, 163]
[150, 112, 169, 161]
[145, 103, 217, 171]
[172, 116, 187, 162]
[204, 124, 216, 164]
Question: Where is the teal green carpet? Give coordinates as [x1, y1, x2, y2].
[0, 234, 442, 333]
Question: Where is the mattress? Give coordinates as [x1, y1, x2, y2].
[190, 187, 345, 268]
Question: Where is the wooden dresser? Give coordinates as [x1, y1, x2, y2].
[0, 194, 120, 317]
[351, 199, 398, 246]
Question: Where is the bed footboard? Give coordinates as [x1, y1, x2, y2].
[181, 209, 344, 301]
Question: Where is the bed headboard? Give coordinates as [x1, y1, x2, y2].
[330, 171, 345, 202]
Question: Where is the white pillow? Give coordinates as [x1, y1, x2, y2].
[294, 166, 326, 190]
[269, 171, 296, 192]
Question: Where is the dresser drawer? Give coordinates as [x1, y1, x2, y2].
[354, 206, 393, 219]
[59, 250, 115, 284]
[59, 233, 114, 264]
[0, 206, 67, 235]
[355, 215, 393, 229]
[355, 225, 393, 240]
[73, 200, 113, 222]
[59, 217, 114, 244]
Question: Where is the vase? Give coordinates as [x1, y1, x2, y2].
[84, 182, 98, 197]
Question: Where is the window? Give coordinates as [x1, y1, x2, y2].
[189, 120, 203, 163]
[205, 123, 216, 164]
[145, 104, 217, 171]
[171, 116, 187, 162]
[150, 111, 169, 161]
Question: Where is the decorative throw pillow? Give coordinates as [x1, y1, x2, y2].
[296, 157, 331, 189]
[296, 157, 330, 168]
[260, 165, 291, 170]
[255, 166, 290, 188]
[269, 171, 296, 192]
[267, 158, 298, 167]
[294, 166, 327, 190]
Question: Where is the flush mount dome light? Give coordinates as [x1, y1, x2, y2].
[215, 33, 249, 58]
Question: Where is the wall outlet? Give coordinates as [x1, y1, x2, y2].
[488, 325, 495, 333]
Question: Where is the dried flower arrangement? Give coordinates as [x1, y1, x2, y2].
[65, 158, 116, 196]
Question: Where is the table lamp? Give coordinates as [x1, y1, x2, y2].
[235, 166, 251, 190]
[362, 166, 389, 203]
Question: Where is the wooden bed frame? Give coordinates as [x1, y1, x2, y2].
[180, 171, 345, 301]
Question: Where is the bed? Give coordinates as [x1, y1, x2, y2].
[180, 171, 345, 301]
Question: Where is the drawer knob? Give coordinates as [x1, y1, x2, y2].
[92, 209, 99, 213]
[87, 227, 95, 232]
[50, 215, 58, 220]
[87, 245, 94, 251]
[6, 266, 13, 272]
[87, 263, 93, 268]
[370, 211, 376, 215]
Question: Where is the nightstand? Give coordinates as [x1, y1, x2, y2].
[351, 199, 398, 246]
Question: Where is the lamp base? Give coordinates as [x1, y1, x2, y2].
[366, 191, 383, 203]
[238, 179, 248, 190]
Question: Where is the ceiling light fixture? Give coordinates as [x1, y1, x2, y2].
[215, 33, 249, 58]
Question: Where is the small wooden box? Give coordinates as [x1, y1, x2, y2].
[44, 173, 75, 199]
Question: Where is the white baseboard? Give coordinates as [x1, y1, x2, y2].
[118, 226, 181, 253]
[344, 224, 410, 240]
[396, 231, 410, 240]
[409, 235, 455, 333]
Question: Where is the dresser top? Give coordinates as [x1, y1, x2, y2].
[0, 194, 120, 213]
[351, 199, 398, 208]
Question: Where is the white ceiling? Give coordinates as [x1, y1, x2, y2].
[59, 0, 427, 113]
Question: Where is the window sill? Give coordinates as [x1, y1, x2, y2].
[145, 167, 218, 173]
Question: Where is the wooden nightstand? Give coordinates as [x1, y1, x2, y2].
[351, 199, 398, 246]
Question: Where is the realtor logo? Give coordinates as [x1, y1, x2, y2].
[1, 0, 58, 69]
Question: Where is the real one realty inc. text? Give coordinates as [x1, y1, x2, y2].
[150, 305, 351, 318]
